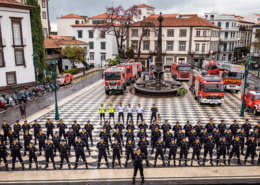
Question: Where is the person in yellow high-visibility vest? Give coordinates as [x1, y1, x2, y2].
[99, 103, 106, 125]
[108, 102, 115, 124]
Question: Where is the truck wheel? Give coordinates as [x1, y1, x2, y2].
[124, 85, 126, 90]
[254, 108, 258, 115]
[235, 90, 239, 93]
[121, 90, 124, 95]
[105, 90, 109, 95]
[194, 94, 197, 100]
[139, 73, 141, 78]
[218, 103, 222, 105]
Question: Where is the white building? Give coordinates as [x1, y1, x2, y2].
[250, 23, 260, 59]
[57, 14, 85, 37]
[17, 0, 50, 37]
[243, 13, 260, 24]
[0, 0, 35, 91]
[133, 4, 155, 22]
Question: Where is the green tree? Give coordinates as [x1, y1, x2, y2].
[58, 45, 87, 68]
[106, 58, 121, 66]
[126, 45, 135, 59]
[219, 39, 225, 46]
[26, 0, 46, 81]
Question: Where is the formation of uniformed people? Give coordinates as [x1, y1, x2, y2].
[1, 103, 260, 184]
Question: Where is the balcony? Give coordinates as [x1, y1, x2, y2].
[221, 27, 239, 31]
[250, 52, 260, 57]
[191, 50, 210, 54]
[222, 37, 238, 41]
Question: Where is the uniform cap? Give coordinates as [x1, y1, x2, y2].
[187, 121, 190, 123]
[61, 139, 66, 142]
[171, 138, 175, 141]
[129, 120, 132, 123]
[153, 104, 155, 105]
[74, 120, 77, 122]
[140, 126, 144, 129]
[251, 134, 255, 137]
[100, 137, 104, 139]
[235, 134, 240, 137]
[176, 122, 179, 124]
[105, 121, 108, 123]
[182, 135, 186, 139]
[141, 136, 145, 138]
[34, 120, 37, 122]
[216, 127, 219, 129]
[55, 132, 58, 134]
[210, 118, 213, 120]
[128, 138, 132, 141]
[191, 127, 194, 130]
[13, 138, 17, 140]
[241, 127, 244, 130]
[60, 119, 62, 121]
[137, 147, 140, 150]
[69, 127, 72, 129]
[25, 129, 28, 131]
[179, 128, 182, 130]
[110, 102, 113, 104]
[208, 133, 212, 136]
[138, 104, 140, 105]
[158, 137, 161, 140]
[167, 128, 170, 131]
[128, 104, 130, 105]
[197, 121, 200, 123]
[29, 142, 33, 144]
[87, 120, 90, 122]
[195, 137, 199, 140]
[16, 120, 19, 122]
[115, 138, 118, 141]
[142, 119, 145, 121]
[227, 127, 230, 130]
[222, 135, 225, 138]
[246, 119, 249, 121]
[24, 120, 27, 122]
[153, 120, 156, 122]
[3, 120, 6, 122]
[101, 102, 104, 104]
[47, 138, 50, 141]
[103, 126, 106, 129]
[203, 127, 206, 130]
[77, 136, 81, 139]
[39, 129, 42, 131]
[234, 120, 237, 122]
[120, 102, 122, 104]
[8, 128, 12, 130]
[165, 120, 168, 122]
[47, 118, 50, 120]
[257, 121, 260, 123]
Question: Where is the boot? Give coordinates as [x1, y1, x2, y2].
[142, 177, 145, 183]
[228, 159, 231, 165]
[108, 151, 110, 156]
[112, 162, 114, 168]
[97, 163, 100, 169]
[106, 162, 109, 168]
[238, 159, 241, 165]
[68, 151, 71, 156]
[88, 151, 91, 156]
[244, 159, 247, 165]
[185, 160, 187, 166]
[125, 161, 128, 167]
[179, 160, 181, 166]
[151, 150, 154, 155]
[22, 163, 24, 170]
[119, 161, 121, 167]
[38, 152, 42, 156]
[227, 150, 230, 155]
[202, 159, 205, 166]
[54, 153, 56, 157]
[74, 163, 78, 169]
[174, 160, 176, 166]
[59, 164, 63, 169]
[68, 164, 71, 169]
[216, 159, 219, 166]
[210, 159, 213, 166]
[36, 164, 38, 170]
[53, 163, 56, 169]
[153, 161, 156, 167]
[146, 160, 149, 166]
[5, 163, 8, 171]
[29, 164, 32, 169]
[198, 161, 201, 166]
[44, 164, 49, 169]
[191, 160, 193, 166]
[23, 152, 26, 156]
[12, 164, 15, 170]
[251, 160, 254, 165]
[163, 161, 166, 167]
[91, 142, 93, 147]
[99, 122, 102, 125]
[168, 161, 170, 166]
[85, 163, 88, 169]
[258, 158, 260, 165]
[132, 177, 135, 184]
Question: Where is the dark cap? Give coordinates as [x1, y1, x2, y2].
[16, 120, 19, 122]
[74, 120, 77, 122]
[39, 129, 42, 131]
[29, 142, 33, 144]
[87, 120, 90, 122]
[24, 120, 27, 122]
[208, 133, 212, 136]
[55, 132, 58, 134]
[77, 136, 81, 139]
[221, 120, 224, 122]
[142, 136, 145, 138]
[136, 147, 140, 150]
[47, 118, 50, 120]
[103, 126, 106, 129]
[61, 139, 66, 142]
[128, 138, 132, 141]
[246, 119, 249, 121]
[171, 138, 175, 141]
[60, 119, 62, 121]
[236, 134, 240, 137]
[222, 135, 225, 138]
[3, 120, 6, 122]
[216, 127, 219, 129]
[69, 127, 72, 129]
[158, 137, 161, 140]
[105, 121, 108, 123]
[8, 128, 11, 130]
[167, 128, 170, 131]
[34, 120, 37, 122]
[179, 128, 182, 130]
[195, 137, 199, 140]
[47, 138, 50, 141]
[115, 138, 118, 141]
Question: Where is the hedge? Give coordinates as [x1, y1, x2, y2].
[64, 68, 78, 74]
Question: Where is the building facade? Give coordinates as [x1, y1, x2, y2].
[133, 4, 155, 22]
[243, 13, 260, 24]
[250, 23, 260, 60]
[0, 0, 35, 90]
[18, 0, 50, 37]
[57, 14, 85, 36]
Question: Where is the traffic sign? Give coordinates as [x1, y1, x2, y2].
[44, 70, 46, 75]
[148, 59, 152, 63]
[36, 68, 39, 72]
[255, 64, 258, 68]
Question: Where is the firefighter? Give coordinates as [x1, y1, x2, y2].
[126, 104, 134, 124]
[72, 120, 81, 136]
[23, 130, 32, 156]
[99, 127, 110, 155]
[28, 142, 38, 169]
[0, 140, 8, 170]
[190, 137, 201, 166]
[194, 121, 203, 136]
[57, 119, 67, 139]
[205, 118, 215, 134]
[151, 126, 161, 155]
[43, 138, 56, 169]
[178, 136, 189, 166]
[167, 138, 178, 166]
[254, 121, 260, 131]
[138, 120, 148, 132]
[112, 128, 123, 151]
[242, 119, 251, 140]
[137, 136, 150, 166]
[125, 138, 135, 167]
[36, 129, 46, 156]
[32, 120, 41, 144]
[97, 137, 109, 169]
[163, 129, 174, 154]
[161, 120, 172, 136]
[74, 136, 88, 169]
[216, 136, 228, 165]
[104, 121, 113, 144]
[84, 120, 94, 146]
[13, 120, 21, 142]
[22, 120, 31, 135]
[149, 120, 160, 147]
[244, 135, 257, 165]
[228, 134, 242, 165]
[199, 127, 208, 144]
[250, 127, 260, 144]
[218, 120, 226, 136]
[52, 132, 60, 156]
[58, 139, 71, 169]
[213, 127, 221, 152]
[126, 120, 135, 132]
[8, 128, 17, 149]
[184, 121, 192, 138]
[117, 102, 125, 124]
[136, 104, 144, 125]
[0, 133, 4, 145]
[188, 128, 197, 151]
[45, 118, 55, 138]
[137, 127, 148, 141]
[99, 103, 106, 125]
[80, 128, 91, 156]
[224, 128, 233, 154]
[132, 147, 145, 184]
[10, 138, 24, 170]
[230, 120, 240, 138]
[114, 121, 125, 133]
[108, 102, 115, 124]
[150, 104, 158, 124]
[125, 127, 135, 144]
[2, 120, 10, 145]
[238, 127, 246, 155]
[66, 127, 76, 155]
[172, 121, 182, 134]
[111, 138, 121, 168]
[203, 133, 215, 166]
[175, 128, 185, 146]
[154, 137, 166, 167]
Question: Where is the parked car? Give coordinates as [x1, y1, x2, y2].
[56, 73, 73, 86]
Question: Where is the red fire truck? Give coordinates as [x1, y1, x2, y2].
[149, 63, 165, 80]
[241, 88, 260, 115]
[189, 69, 225, 105]
[121, 59, 142, 78]
[202, 60, 219, 75]
[104, 68, 126, 95]
[171, 63, 191, 80]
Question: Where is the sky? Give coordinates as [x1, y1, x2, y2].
[49, 0, 260, 31]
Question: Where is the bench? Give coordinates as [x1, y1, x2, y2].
[12, 85, 22, 92]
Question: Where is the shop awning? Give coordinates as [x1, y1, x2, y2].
[134, 55, 150, 59]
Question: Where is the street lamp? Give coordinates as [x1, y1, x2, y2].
[200, 50, 204, 70]
[82, 48, 85, 75]
[120, 49, 124, 62]
[239, 54, 252, 117]
[49, 59, 59, 121]
[32, 53, 38, 86]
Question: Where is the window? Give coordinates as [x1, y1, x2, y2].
[143, 41, 149, 50]
[195, 44, 200, 51]
[89, 42, 94, 49]
[90, 52, 94, 60]
[225, 32, 228, 38]
[218, 22, 221, 27]
[92, 20, 106, 24]
[78, 30, 82, 38]
[101, 42, 106, 50]
[101, 53, 106, 60]
[256, 29, 260, 38]
[166, 41, 173, 51]
[143, 16, 146, 20]
[179, 29, 187, 37]
[0, 50, 4, 67]
[203, 31, 207, 36]
[210, 15, 214, 19]
[6, 72, 17, 85]
[15, 49, 24, 65]
[179, 41, 186, 51]
[75, 20, 79, 24]
[196, 31, 200, 36]
[226, 22, 229, 28]
[42, 1, 46, 8]
[43, 28, 47, 37]
[155, 30, 158, 37]
[166, 58, 173, 65]
[131, 41, 138, 50]
[65, 65, 68, 70]
[21, 0, 25, 4]
[132, 29, 138, 37]
[89, 30, 94, 38]
[167, 29, 174, 37]
[202, 44, 205, 52]
[42, 12, 46, 19]
[223, 43, 227, 51]
[100, 31, 106, 38]
[144, 29, 150, 37]
[47, 49, 52, 55]
[205, 15, 208, 19]
[12, 21, 22, 46]
[178, 58, 185, 63]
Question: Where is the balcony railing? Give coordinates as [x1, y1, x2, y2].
[250, 52, 260, 57]
[221, 27, 239, 31]
[191, 50, 209, 54]
[222, 37, 238, 41]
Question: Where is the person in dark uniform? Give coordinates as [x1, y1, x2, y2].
[149, 120, 159, 147]
[36, 129, 46, 156]
[99, 127, 110, 155]
[178, 136, 189, 166]
[57, 119, 67, 139]
[188, 128, 197, 151]
[52, 132, 61, 156]
[205, 118, 215, 134]
[84, 120, 94, 146]
[13, 120, 21, 142]
[151, 126, 161, 154]
[174, 128, 185, 146]
[194, 121, 203, 136]
[213, 127, 221, 153]
[163, 129, 174, 154]
[230, 120, 239, 138]
[250, 128, 260, 144]
[66, 127, 76, 155]
[80, 128, 91, 156]
[22, 120, 31, 135]
[0, 133, 4, 144]
[203, 133, 215, 166]
[172, 121, 182, 134]
[258, 140, 260, 165]
[190, 137, 201, 166]
[28, 142, 38, 169]
[137, 127, 148, 141]
[138, 120, 148, 132]
[228, 134, 242, 165]
[242, 119, 251, 140]
[167, 138, 178, 166]
[125, 128, 135, 145]
[238, 127, 246, 155]
[150, 104, 158, 124]
[111, 138, 121, 168]
[216, 135, 228, 165]
[8, 128, 17, 147]
[153, 137, 166, 167]
[199, 127, 208, 144]
[104, 121, 113, 145]
[0, 140, 8, 170]
[32, 120, 41, 144]
[244, 135, 257, 165]
[114, 121, 125, 138]
[10, 138, 24, 170]
[138, 136, 150, 166]
[97, 137, 109, 169]
[132, 147, 145, 184]
[45, 119, 55, 138]
[23, 130, 32, 156]
[43, 138, 56, 169]
[254, 121, 260, 131]
[112, 128, 123, 150]
[59, 139, 71, 169]
[224, 128, 233, 154]
[126, 121, 135, 132]
[161, 120, 171, 136]
[72, 120, 81, 136]
[218, 120, 226, 136]
[2, 120, 10, 145]
[125, 138, 135, 167]
[74, 136, 88, 169]
[184, 121, 192, 138]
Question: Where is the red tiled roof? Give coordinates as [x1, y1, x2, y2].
[149, 14, 178, 18]
[255, 14, 260, 17]
[60, 13, 84, 19]
[50, 34, 74, 40]
[0, 0, 34, 10]
[71, 23, 120, 27]
[55, 40, 89, 45]
[237, 20, 255, 24]
[89, 13, 111, 19]
[44, 38, 61, 49]
[136, 4, 155, 9]
[181, 14, 197, 17]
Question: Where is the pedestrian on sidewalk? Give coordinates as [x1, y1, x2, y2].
[20, 101, 26, 119]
